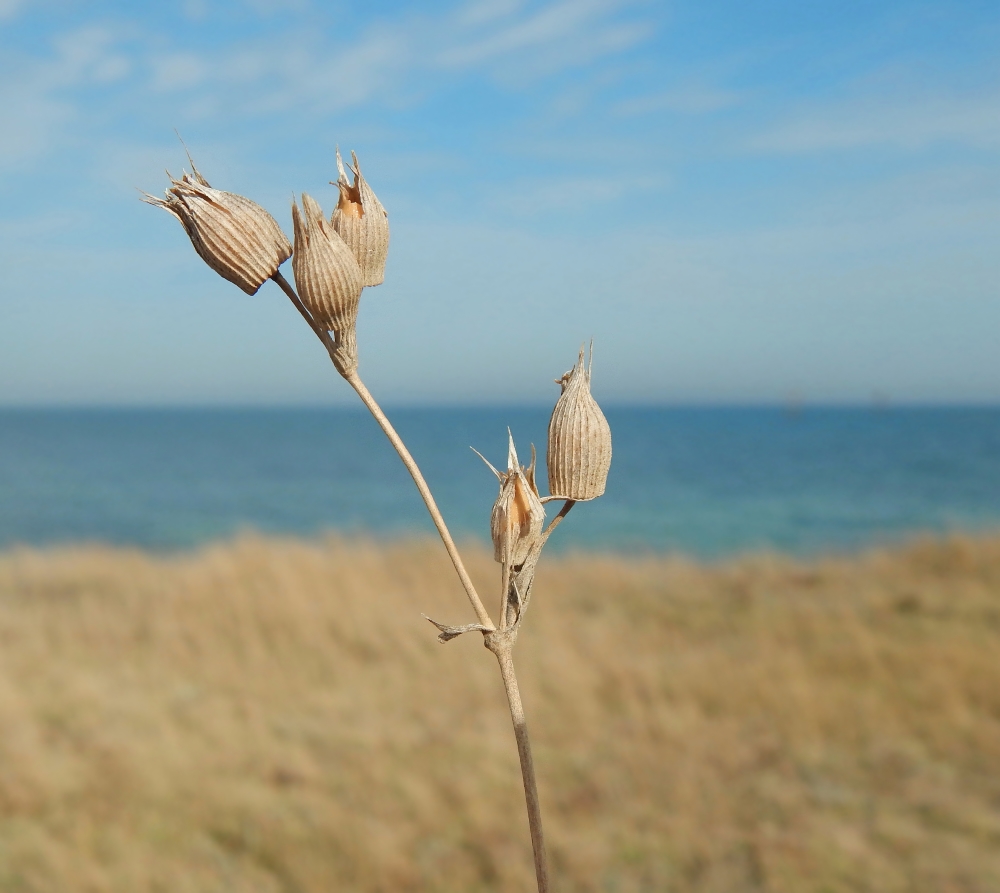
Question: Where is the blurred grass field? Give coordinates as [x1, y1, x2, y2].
[0, 534, 998, 892]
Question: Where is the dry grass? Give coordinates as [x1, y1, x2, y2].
[0, 534, 999, 892]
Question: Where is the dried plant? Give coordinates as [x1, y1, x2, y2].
[144, 147, 612, 893]
[548, 345, 613, 501]
[141, 159, 291, 295]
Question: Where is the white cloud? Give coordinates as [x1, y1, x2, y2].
[181, 0, 309, 19]
[132, 0, 652, 117]
[210, 28, 411, 115]
[486, 171, 668, 213]
[749, 90, 1000, 154]
[243, 0, 309, 14]
[437, 0, 651, 81]
[0, 85, 70, 165]
[181, 0, 208, 20]
[616, 84, 740, 116]
[0, 0, 24, 21]
[0, 25, 131, 165]
[456, 0, 526, 27]
[181, 1, 644, 99]
[0, 0, 653, 173]
[151, 53, 208, 91]
[441, 0, 626, 65]
[50, 25, 129, 76]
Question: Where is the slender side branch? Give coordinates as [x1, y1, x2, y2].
[500, 560, 513, 631]
[501, 500, 576, 629]
[272, 271, 329, 345]
[345, 371, 495, 629]
[488, 634, 549, 893]
[545, 499, 576, 538]
[271, 271, 494, 630]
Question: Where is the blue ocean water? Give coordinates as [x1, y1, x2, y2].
[1, 407, 999, 557]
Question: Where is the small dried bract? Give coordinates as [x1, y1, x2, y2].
[331, 148, 390, 287]
[292, 193, 364, 370]
[143, 164, 291, 295]
[547, 345, 612, 500]
[481, 432, 545, 568]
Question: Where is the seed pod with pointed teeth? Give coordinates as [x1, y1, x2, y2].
[291, 193, 364, 370]
[480, 433, 545, 567]
[142, 163, 291, 296]
[331, 148, 389, 287]
[546, 345, 612, 500]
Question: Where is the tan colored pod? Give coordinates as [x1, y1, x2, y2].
[291, 193, 364, 369]
[546, 345, 612, 500]
[483, 433, 545, 567]
[143, 163, 291, 296]
[331, 148, 389, 287]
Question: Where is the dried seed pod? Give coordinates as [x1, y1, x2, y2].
[142, 163, 291, 295]
[546, 345, 612, 500]
[331, 148, 389, 287]
[291, 193, 364, 371]
[481, 432, 545, 567]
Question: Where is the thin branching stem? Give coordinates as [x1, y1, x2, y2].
[343, 370, 495, 630]
[546, 499, 576, 537]
[272, 271, 327, 343]
[273, 270, 555, 891]
[271, 271, 495, 630]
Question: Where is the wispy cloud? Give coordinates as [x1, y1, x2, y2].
[456, 0, 527, 27]
[485, 169, 668, 214]
[0, 2, 625, 170]
[3, 1, 1000, 405]
[180, 0, 307, 20]
[0, 25, 132, 165]
[615, 84, 740, 117]
[140, 0, 653, 113]
[749, 90, 1000, 154]
[0, 0, 25, 21]
[149, 52, 208, 92]
[438, 0, 650, 72]
[0, 0, 656, 173]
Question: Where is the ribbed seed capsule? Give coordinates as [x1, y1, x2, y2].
[291, 193, 364, 372]
[546, 345, 612, 500]
[331, 148, 389, 287]
[142, 164, 291, 295]
[486, 433, 545, 567]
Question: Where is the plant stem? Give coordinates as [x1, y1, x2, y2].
[273, 270, 493, 629]
[490, 636, 549, 893]
[348, 370, 551, 893]
[545, 499, 576, 538]
[343, 370, 495, 630]
[272, 271, 327, 343]
[274, 270, 553, 889]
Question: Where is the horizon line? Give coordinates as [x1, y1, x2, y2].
[2, 400, 1000, 412]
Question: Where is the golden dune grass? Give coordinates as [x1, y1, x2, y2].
[0, 534, 999, 892]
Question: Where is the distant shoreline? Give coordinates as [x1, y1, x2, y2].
[4, 528, 1000, 565]
[4, 406, 1000, 556]
[4, 402, 1000, 412]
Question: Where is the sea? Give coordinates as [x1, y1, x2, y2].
[1, 407, 999, 558]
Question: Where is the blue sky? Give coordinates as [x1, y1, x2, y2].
[0, 0, 997, 405]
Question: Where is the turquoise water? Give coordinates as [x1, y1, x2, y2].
[1, 407, 999, 557]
